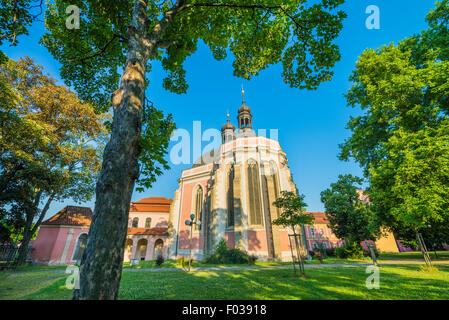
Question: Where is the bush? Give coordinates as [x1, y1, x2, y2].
[325, 248, 335, 257]
[155, 254, 164, 266]
[248, 255, 258, 265]
[334, 243, 364, 259]
[203, 239, 257, 265]
[335, 247, 347, 259]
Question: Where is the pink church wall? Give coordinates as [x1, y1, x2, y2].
[247, 230, 267, 252]
[225, 231, 235, 248]
[178, 179, 209, 251]
[31, 227, 59, 265]
[32, 226, 89, 265]
[279, 230, 291, 252]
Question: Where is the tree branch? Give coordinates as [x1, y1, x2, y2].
[69, 34, 126, 63]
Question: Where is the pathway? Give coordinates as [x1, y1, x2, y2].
[4, 259, 449, 275]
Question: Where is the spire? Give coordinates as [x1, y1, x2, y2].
[237, 86, 253, 133]
[221, 111, 236, 143]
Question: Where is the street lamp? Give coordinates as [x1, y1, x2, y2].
[185, 213, 201, 272]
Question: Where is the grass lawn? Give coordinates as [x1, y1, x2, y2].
[378, 251, 449, 261]
[1, 264, 448, 300]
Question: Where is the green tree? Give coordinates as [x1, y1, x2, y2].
[272, 191, 314, 276]
[0, 0, 44, 48]
[320, 174, 377, 245]
[339, 1, 449, 258]
[0, 57, 108, 265]
[41, 0, 346, 299]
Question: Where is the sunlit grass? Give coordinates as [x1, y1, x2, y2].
[1, 264, 448, 300]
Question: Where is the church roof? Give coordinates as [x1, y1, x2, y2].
[192, 149, 220, 168]
[304, 212, 329, 224]
[238, 104, 251, 113]
[221, 120, 236, 131]
[41, 206, 93, 227]
[127, 227, 168, 236]
[129, 197, 172, 212]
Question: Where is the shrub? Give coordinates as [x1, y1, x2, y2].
[247, 255, 258, 265]
[335, 247, 347, 259]
[155, 254, 164, 267]
[325, 248, 335, 257]
[335, 243, 364, 259]
[203, 238, 256, 265]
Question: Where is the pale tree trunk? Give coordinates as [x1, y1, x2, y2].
[16, 191, 55, 266]
[74, 0, 185, 300]
[292, 225, 305, 276]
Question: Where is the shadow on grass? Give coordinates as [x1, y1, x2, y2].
[10, 265, 449, 300]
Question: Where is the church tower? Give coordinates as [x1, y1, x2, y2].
[221, 113, 236, 143]
[237, 88, 255, 136]
[168, 89, 305, 262]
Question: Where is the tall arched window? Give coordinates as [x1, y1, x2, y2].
[132, 217, 139, 228]
[269, 161, 281, 219]
[227, 164, 234, 227]
[193, 185, 203, 231]
[247, 159, 263, 226]
[145, 217, 152, 228]
[72, 233, 88, 261]
[153, 239, 164, 259]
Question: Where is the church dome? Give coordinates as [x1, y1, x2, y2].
[238, 104, 251, 113]
[222, 121, 236, 132]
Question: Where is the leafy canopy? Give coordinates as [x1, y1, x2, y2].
[0, 57, 108, 241]
[320, 174, 377, 244]
[339, 1, 449, 238]
[272, 191, 314, 229]
[0, 0, 44, 48]
[41, 0, 347, 109]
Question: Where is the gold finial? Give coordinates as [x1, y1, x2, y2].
[241, 84, 245, 104]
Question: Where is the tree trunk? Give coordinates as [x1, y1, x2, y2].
[74, 0, 150, 300]
[73, 0, 186, 300]
[15, 191, 55, 266]
[292, 227, 305, 276]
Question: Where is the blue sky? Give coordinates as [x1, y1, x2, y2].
[2, 0, 438, 219]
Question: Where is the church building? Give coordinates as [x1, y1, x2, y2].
[167, 90, 307, 261]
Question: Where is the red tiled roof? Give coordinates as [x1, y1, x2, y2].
[129, 197, 172, 213]
[41, 206, 93, 227]
[127, 227, 168, 236]
[304, 212, 329, 224]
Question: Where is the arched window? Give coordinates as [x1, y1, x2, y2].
[72, 233, 88, 261]
[145, 217, 152, 228]
[132, 217, 139, 228]
[247, 160, 262, 226]
[136, 239, 148, 261]
[269, 161, 281, 219]
[227, 165, 234, 227]
[193, 185, 203, 231]
[153, 239, 164, 259]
